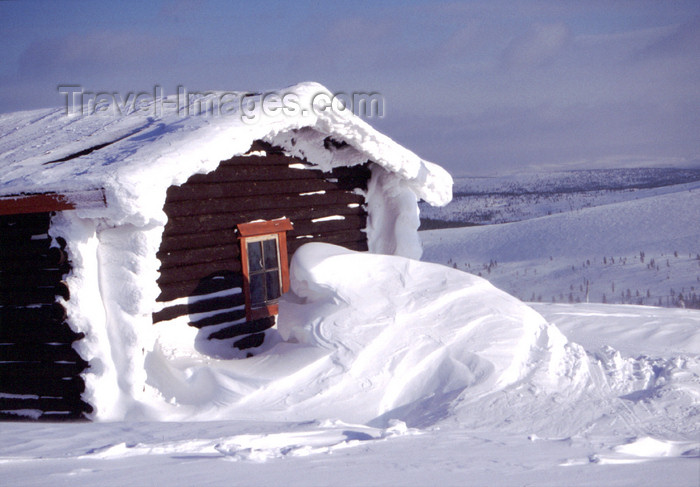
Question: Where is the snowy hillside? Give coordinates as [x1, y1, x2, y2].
[419, 167, 700, 227]
[421, 175, 700, 308]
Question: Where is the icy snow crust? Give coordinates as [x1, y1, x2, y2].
[0, 82, 452, 418]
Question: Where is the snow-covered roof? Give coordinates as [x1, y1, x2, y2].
[0, 82, 452, 225]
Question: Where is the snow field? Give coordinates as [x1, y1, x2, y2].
[1, 242, 699, 485]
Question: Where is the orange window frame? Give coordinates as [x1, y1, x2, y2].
[237, 218, 293, 321]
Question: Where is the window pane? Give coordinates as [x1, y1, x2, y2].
[248, 241, 263, 272]
[250, 273, 265, 306]
[263, 238, 278, 269]
[266, 270, 281, 300]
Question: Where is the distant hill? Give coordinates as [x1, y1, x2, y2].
[419, 167, 700, 228]
[420, 169, 700, 308]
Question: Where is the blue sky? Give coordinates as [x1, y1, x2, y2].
[1, 0, 698, 176]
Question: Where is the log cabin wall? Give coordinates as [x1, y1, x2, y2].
[0, 211, 92, 420]
[153, 141, 371, 350]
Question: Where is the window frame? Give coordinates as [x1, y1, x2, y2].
[237, 218, 293, 321]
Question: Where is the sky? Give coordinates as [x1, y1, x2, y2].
[0, 0, 698, 176]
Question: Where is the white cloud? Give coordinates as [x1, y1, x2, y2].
[502, 22, 571, 69]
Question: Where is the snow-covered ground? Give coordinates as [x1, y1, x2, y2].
[2, 240, 699, 486]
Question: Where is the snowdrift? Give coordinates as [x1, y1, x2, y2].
[145, 243, 554, 423]
[144, 243, 699, 447]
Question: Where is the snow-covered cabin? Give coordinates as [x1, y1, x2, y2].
[0, 82, 452, 420]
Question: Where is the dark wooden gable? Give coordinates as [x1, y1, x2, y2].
[0, 211, 92, 420]
[153, 141, 371, 351]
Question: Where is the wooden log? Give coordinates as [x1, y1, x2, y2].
[189, 307, 247, 328]
[0, 375, 85, 397]
[284, 204, 365, 224]
[188, 292, 245, 315]
[207, 316, 275, 339]
[0, 248, 69, 273]
[152, 303, 189, 323]
[0, 227, 48, 243]
[288, 227, 367, 243]
[153, 292, 245, 323]
[0, 238, 53, 259]
[155, 281, 199, 304]
[288, 234, 368, 255]
[156, 259, 242, 286]
[162, 199, 366, 237]
[290, 214, 367, 236]
[0, 396, 92, 416]
[157, 243, 240, 270]
[0, 212, 51, 229]
[0, 262, 70, 278]
[0, 302, 67, 326]
[161, 213, 237, 237]
[155, 272, 244, 303]
[0, 343, 85, 363]
[0, 360, 88, 378]
[0, 409, 90, 421]
[0, 320, 82, 344]
[152, 304, 187, 323]
[184, 163, 323, 185]
[166, 198, 366, 223]
[0, 228, 65, 246]
[220, 151, 298, 166]
[184, 160, 370, 185]
[165, 178, 369, 202]
[0, 269, 67, 291]
[162, 190, 365, 219]
[158, 229, 239, 253]
[0, 281, 70, 306]
[234, 332, 265, 350]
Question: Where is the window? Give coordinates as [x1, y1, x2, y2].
[237, 218, 293, 320]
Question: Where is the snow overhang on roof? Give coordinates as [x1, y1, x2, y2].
[0, 82, 452, 223]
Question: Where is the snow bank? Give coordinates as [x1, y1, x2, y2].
[141, 243, 699, 453]
[277, 243, 550, 424]
[142, 243, 559, 425]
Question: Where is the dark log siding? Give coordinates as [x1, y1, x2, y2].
[154, 141, 371, 350]
[0, 212, 91, 421]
